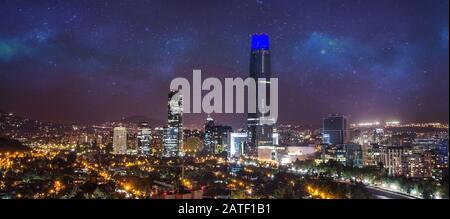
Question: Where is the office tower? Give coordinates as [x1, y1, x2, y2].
[229, 132, 280, 158]
[230, 132, 248, 158]
[137, 121, 152, 155]
[321, 144, 346, 165]
[344, 143, 363, 168]
[322, 114, 350, 145]
[152, 127, 165, 156]
[124, 130, 138, 155]
[354, 128, 384, 166]
[214, 125, 233, 154]
[113, 126, 127, 155]
[164, 90, 183, 157]
[203, 115, 215, 153]
[204, 115, 233, 154]
[406, 153, 429, 178]
[247, 33, 274, 157]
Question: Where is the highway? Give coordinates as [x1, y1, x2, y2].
[365, 185, 419, 199]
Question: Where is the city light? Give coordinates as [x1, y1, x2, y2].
[357, 122, 380, 127]
[385, 121, 400, 126]
[0, 1, 448, 202]
[390, 184, 398, 191]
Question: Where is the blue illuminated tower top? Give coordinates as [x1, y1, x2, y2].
[251, 33, 270, 51]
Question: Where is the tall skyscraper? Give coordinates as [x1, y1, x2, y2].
[113, 126, 127, 155]
[203, 115, 215, 153]
[152, 127, 165, 156]
[247, 33, 274, 157]
[164, 90, 183, 157]
[322, 115, 350, 145]
[137, 121, 152, 155]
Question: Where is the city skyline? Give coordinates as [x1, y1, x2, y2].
[0, 0, 448, 129]
[0, 0, 448, 204]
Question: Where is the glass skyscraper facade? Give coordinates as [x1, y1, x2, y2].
[322, 115, 349, 145]
[204, 115, 233, 154]
[246, 33, 274, 157]
[203, 115, 215, 153]
[137, 121, 152, 155]
[164, 90, 183, 157]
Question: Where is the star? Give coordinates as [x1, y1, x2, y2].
[0, 0, 447, 125]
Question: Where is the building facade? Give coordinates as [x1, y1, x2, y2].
[113, 126, 127, 155]
[164, 90, 183, 157]
[323, 115, 350, 145]
[137, 121, 152, 155]
[380, 146, 408, 176]
[203, 115, 232, 154]
[203, 115, 215, 153]
[247, 33, 274, 157]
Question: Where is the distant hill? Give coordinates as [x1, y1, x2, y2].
[0, 137, 30, 153]
[0, 111, 166, 129]
[117, 115, 165, 127]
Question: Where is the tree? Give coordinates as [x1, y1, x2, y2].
[231, 189, 247, 199]
[273, 187, 286, 199]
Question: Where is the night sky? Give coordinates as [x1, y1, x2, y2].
[0, 0, 448, 129]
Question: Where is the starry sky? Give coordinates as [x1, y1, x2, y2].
[0, 0, 448, 129]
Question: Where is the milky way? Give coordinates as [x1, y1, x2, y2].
[0, 0, 448, 128]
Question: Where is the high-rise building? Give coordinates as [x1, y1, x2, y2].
[203, 115, 215, 153]
[322, 114, 350, 145]
[380, 145, 408, 176]
[247, 33, 274, 157]
[319, 143, 363, 167]
[344, 143, 363, 168]
[352, 128, 385, 166]
[137, 121, 152, 155]
[320, 144, 346, 165]
[213, 125, 233, 154]
[152, 127, 165, 156]
[113, 126, 127, 155]
[229, 132, 248, 158]
[230, 132, 279, 158]
[164, 90, 183, 157]
[203, 115, 233, 154]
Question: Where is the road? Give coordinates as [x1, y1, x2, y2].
[333, 178, 419, 199]
[365, 185, 419, 199]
